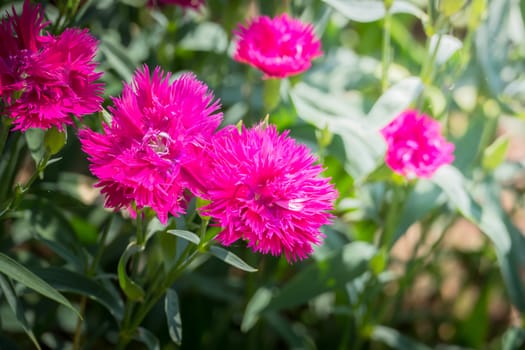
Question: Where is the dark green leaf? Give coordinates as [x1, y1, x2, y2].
[0, 253, 79, 317]
[266, 242, 376, 311]
[133, 327, 160, 350]
[31, 267, 124, 321]
[165, 289, 182, 345]
[209, 246, 258, 272]
[0, 275, 41, 350]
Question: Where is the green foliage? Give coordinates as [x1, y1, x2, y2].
[0, 0, 524, 348]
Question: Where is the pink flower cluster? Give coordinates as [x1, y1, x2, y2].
[79, 66, 222, 224]
[381, 109, 455, 179]
[0, 1, 103, 131]
[200, 124, 337, 261]
[233, 14, 323, 79]
[80, 65, 336, 261]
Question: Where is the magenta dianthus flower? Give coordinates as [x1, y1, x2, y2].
[0, 0, 103, 131]
[233, 14, 322, 79]
[79, 66, 222, 224]
[381, 109, 455, 179]
[201, 124, 337, 262]
[147, 0, 204, 9]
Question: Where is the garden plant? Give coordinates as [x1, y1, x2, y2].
[0, 0, 524, 349]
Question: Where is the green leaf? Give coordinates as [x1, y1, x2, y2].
[241, 287, 272, 332]
[24, 128, 46, 164]
[366, 77, 424, 130]
[31, 267, 124, 321]
[43, 127, 67, 156]
[266, 242, 376, 311]
[0, 253, 79, 317]
[133, 327, 160, 350]
[167, 229, 201, 245]
[482, 135, 509, 170]
[0, 275, 41, 350]
[429, 34, 463, 66]
[209, 246, 258, 272]
[99, 36, 135, 81]
[322, 0, 426, 22]
[35, 236, 85, 271]
[371, 325, 432, 350]
[265, 312, 316, 350]
[179, 22, 228, 53]
[433, 165, 525, 312]
[165, 289, 182, 345]
[119, 0, 148, 7]
[118, 242, 145, 301]
[502, 327, 525, 350]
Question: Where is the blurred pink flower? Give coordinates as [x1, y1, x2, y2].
[201, 123, 337, 262]
[147, 0, 204, 9]
[79, 66, 222, 224]
[0, 0, 103, 131]
[381, 109, 455, 179]
[233, 13, 322, 79]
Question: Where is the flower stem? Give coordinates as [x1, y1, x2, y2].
[381, 1, 393, 92]
[0, 119, 11, 158]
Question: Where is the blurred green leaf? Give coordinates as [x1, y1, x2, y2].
[0, 275, 41, 350]
[433, 165, 525, 312]
[167, 229, 201, 245]
[0, 253, 79, 317]
[119, 0, 147, 7]
[100, 36, 136, 81]
[265, 312, 316, 350]
[366, 77, 423, 129]
[179, 22, 228, 53]
[43, 127, 67, 156]
[482, 135, 509, 170]
[165, 288, 182, 345]
[241, 287, 272, 332]
[430, 34, 463, 67]
[35, 235, 85, 271]
[323, 0, 425, 22]
[209, 246, 258, 272]
[266, 242, 376, 311]
[24, 128, 46, 164]
[371, 325, 432, 350]
[32, 267, 124, 321]
[502, 327, 525, 350]
[133, 327, 160, 350]
[118, 242, 145, 302]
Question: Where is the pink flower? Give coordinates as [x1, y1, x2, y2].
[233, 14, 322, 79]
[79, 66, 222, 224]
[381, 109, 455, 179]
[201, 124, 337, 262]
[147, 0, 204, 9]
[0, 0, 103, 131]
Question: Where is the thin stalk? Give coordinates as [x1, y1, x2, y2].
[0, 119, 11, 158]
[381, 2, 393, 92]
[72, 296, 88, 350]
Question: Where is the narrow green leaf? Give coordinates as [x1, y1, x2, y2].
[31, 267, 124, 321]
[165, 289, 182, 345]
[167, 229, 201, 245]
[118, 242, 145, 301]
[0, 253, 79, 317]
[241, 287, 272, 332]
[0, 275, 41, 350]
[133, 327, 160, 350]
[372, 325, 432, 350]
[265, 312, 315, 350]
[482, 135, 509, 170]
[209, 246, 258, 272]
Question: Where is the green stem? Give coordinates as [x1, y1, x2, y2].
[0, 119, 11, 157]
[380, 183, 409, 249]
[381, 2, 393, 92]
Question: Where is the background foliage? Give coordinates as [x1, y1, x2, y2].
[0, 0, 525, 349]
